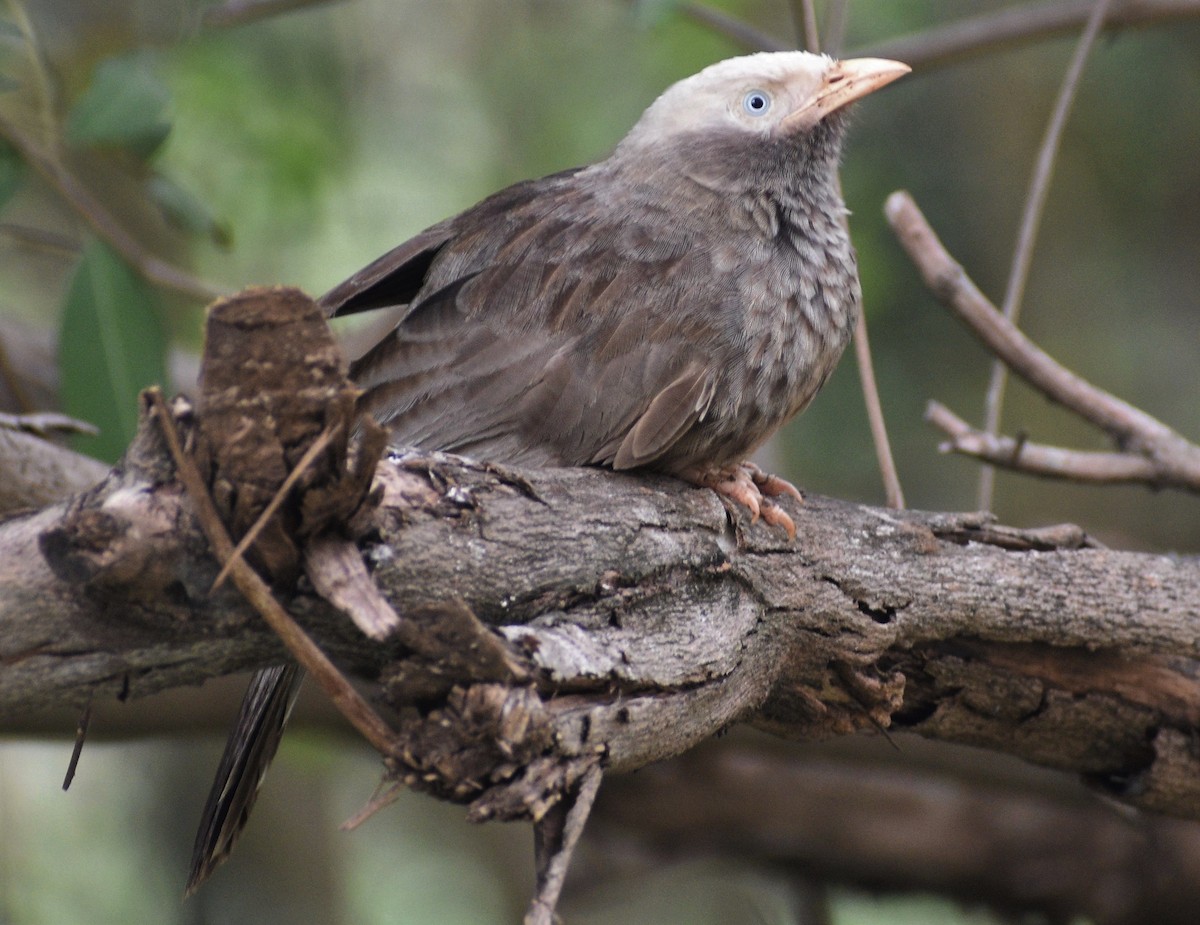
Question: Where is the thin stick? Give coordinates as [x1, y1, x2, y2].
[148, 389, 399, 756]
[821, 2, 905, 509]
[928, 401, 1170, 486]
[978, 0, 1113, 510]
[680, 4, 789, 52]
[61, 692, 93, 790]
[795, 0, 822, 52]
[886, 191, 1200, 490]
[679, 0, 908, 507]
[202, 0, 337, 29]
[854, 311, 905, 509]
[210, 426, 335, 591]
[856, 0, 1200, 73]
[825, 0, 849, 55]
[525, 764, 604, 925]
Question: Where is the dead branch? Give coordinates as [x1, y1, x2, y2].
[886, 190, 1200, 492]
[977, 0, 1113, 509]
[0, 424, 108, 512]
[2, 412, 1199, 818]
[926, 401, 1172, 486]
[681, 0, 1200, 71]
[859, 0, 1200, 71]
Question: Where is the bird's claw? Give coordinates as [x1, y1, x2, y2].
[682, 463, 801, 540]
[742, 461, 804, 502]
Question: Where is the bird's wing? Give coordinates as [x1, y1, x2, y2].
[319, 224, 456, 317]
[328, 169, 727, 469]
[317, 168, 586, 318]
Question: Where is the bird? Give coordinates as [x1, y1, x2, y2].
[187, 50, 909, 894]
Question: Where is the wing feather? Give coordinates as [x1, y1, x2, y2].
[332, 167, 730, 469]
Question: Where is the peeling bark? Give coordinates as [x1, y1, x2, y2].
[2, 445, 1198, 822]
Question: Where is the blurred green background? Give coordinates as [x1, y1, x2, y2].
[1, 1, 1197, 923]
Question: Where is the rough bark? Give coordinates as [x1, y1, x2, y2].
[2, 436, 1198, 822]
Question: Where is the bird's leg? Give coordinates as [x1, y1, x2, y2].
[680, 462, 802, 539]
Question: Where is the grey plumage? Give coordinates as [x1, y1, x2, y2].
[188, 51, 907, 894]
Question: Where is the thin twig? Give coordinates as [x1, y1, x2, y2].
[928, 401, 1168, 486]
[687, 3, 905, 505]
[0, 411, 98, 436]
[794, 0, 821, 52]
[887, 191, 1200, 492]
[0, 222, 79, 257]
[148, 389, 400, 755]
[201, 0, 343, 29]
[825, 0, 849, 55]
[0, 117, 221, 303]
[820, 2, 904, 508]
[856, 0, 1200, 73]
[7, 0, 56, 150]
[525, 764, 604, 925]
[61, 692, 93, 790]
[210, 426, 335, 591]
[340, 781, 404, 831]
[680, 4, 789, 52]
[854, 312, 905, 508]
[978, 0, 1114, 510]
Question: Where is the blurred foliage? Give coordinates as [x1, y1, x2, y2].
[59, 238, 167, 460]
[1, 0, 1199, 923]
[65, 52, 172, 157]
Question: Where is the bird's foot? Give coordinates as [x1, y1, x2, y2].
[681, 462, 802, 540]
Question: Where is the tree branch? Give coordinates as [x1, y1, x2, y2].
[927, 401, 1173, 486]
[978, 0, 1113, 510]
[886, 190, 1200, 492]
[679, 0, 1200, 71]
[2, 439, 1199, 820]
[858, 0, 1200, 72]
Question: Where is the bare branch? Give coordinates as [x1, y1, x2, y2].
[793, 0, 821, 52]
[856, 0, 1200, 72]
[201, 0, 344, 29]
[5, 448, 1200, 819]
[927, 401, 1169, 485]
[979, 0, 1114, 510]
[854, 312, 905, 509]
[682, 0, 1200, 70]
[679, 4, 790, 53]
[886, 190, 1200, 492]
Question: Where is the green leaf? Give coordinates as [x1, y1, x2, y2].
[66, 53, 172, 160]
[59, 240, 169, 462]
[0, 138, 25, 211]
[146, 172, 232, 248]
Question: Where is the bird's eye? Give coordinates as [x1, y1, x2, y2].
[742, 90, 772, 116]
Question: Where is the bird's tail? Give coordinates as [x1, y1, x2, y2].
[185, 663, 306, 895]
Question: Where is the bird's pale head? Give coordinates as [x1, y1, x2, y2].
[618, 51, 908, 155]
